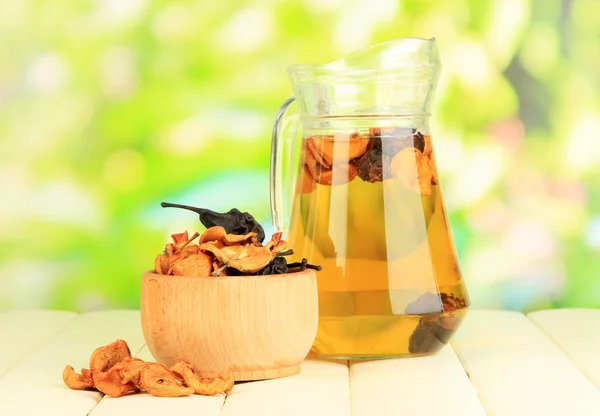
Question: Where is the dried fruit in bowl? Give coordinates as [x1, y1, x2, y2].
[156, 202, 322, 276]
[199, 226, 259, 246]
[161, 202, 266, 243]
[200, 242, 274, 275]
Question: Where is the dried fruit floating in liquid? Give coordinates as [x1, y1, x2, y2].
[161, 202, 266, 243]
[407, 293, 467, 354]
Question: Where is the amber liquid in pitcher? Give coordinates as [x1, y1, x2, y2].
[287, 126, 469, 359]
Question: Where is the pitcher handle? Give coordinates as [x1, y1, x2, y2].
[270, 96, 300, 233]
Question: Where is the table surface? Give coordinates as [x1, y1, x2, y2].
[0, 308, 599, 416]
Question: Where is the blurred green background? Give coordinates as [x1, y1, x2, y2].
[1, 0, 599, 313]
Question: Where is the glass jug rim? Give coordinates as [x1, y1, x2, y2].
[287, 37, 440, 77]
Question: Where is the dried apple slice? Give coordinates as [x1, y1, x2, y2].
[306, 137, 332, 169]
[119, 358, 146, 387]
[171, 252, 214, 277]
[265, 232, 287, 254]
[200, 242, 273, 274]
[170, 361, 234, 396]
[310, 132, 370, 166]
[390, 147, 434, 196]
[89, 340, 132, 375]
[199, 226, 258, 246]
[93, 365, 137, 398]
[299, 164, 316, 194]
[63, 365, 95, 390]
[138, 363, 194, 397]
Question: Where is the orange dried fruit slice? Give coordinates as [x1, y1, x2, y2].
[119, 358, 146, 387]
[170, 361, 234, 396]
[299, 164, 316, 194]
[423, 134, 433, 158]
[93, 365, 138, 398]
[154, 253, 170, 275]
[199, 226, 258, 246]
[390, 148, 434, 196]
[89, 340, 132, 375]
[265, 232, 287, 254]
[310, 132, 371, 166]
[200, 242, 273, 274]
[314, 163, 358, 186]
[63, 365, 95, 390]
[138, 363, 194, 397]
[306, 137, 332, 169]
[171, 252, 214, 277]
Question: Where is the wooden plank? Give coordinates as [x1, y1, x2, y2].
[0, 309, 78, 377]
[89, 346, 225, 416]
[349, 345, 487, 416]
[0, 310, 145, 416]
[219, 359, 351, 416]
[527, 308, 600, 389]
[451, 309, 600, 416]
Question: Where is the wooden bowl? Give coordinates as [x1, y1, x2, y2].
[140, 269, 318, 381]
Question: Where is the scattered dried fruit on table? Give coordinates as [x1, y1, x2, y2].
[138, 363, 195, 397]
[62, 365, 94, 390]
[63, 340, 234, 398]
[93, 364, 138, 398]
[119, 358, 146, 386]
[89, 339, 132, 375]
[170, 361, 234, 396]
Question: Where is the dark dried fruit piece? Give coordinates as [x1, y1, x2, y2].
[407, 293, 467, 354]
[161, 202, 266, 243]
[412, 132, 425, 153]
[355, 148, 387, 183]
[256, 256, 289, 275]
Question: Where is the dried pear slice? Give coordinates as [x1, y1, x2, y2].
[63, 365, 95, 390]
[170, 361, 234, 396]
[139, 363, 194, 397]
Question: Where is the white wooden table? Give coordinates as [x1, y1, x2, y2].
[1, 308, 599, 416]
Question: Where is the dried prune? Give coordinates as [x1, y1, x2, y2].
[407, 293, 467, 354]
[355, 148, 386, 183]
[412, 132, 425, 153]
[256, 256, 288, 275]
[161, 203, 266, 243]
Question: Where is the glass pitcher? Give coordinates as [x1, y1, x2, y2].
[270, 37, 470, 359]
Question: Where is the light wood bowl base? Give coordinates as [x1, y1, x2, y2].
[231, 364, 301, 381]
